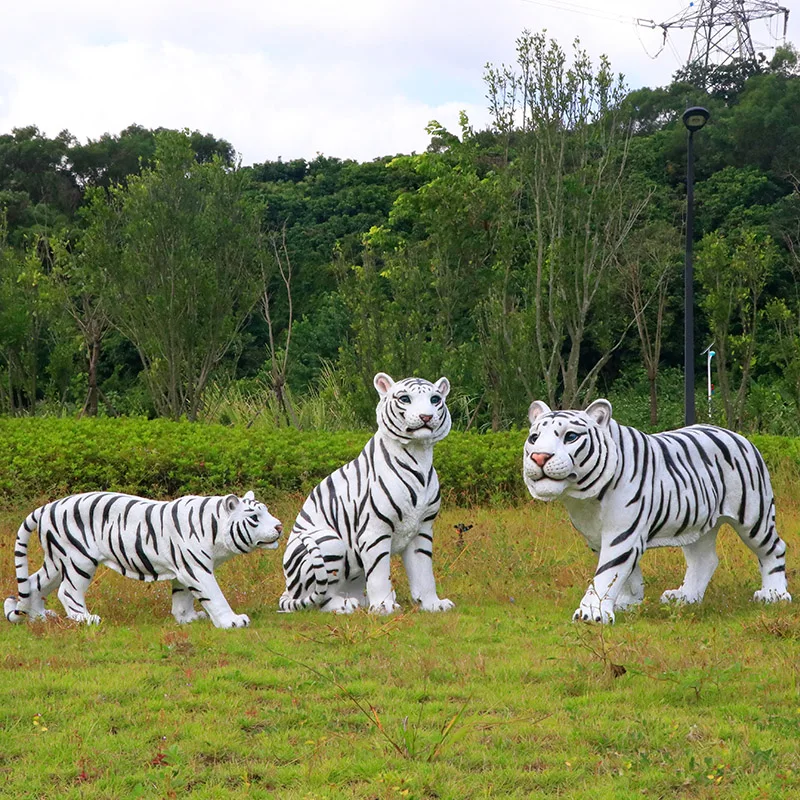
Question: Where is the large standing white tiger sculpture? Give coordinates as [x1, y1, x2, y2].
[4, 491, 283, 628]
[523, 399, 791, 623]
[279, 372, 454, 614]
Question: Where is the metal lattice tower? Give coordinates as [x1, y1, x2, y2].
[640, 1, 789, 74]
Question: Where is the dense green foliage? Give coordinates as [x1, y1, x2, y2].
[2, 38, 800, 432]
[0, 417, 522, 503]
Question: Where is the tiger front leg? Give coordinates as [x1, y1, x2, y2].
[362, 538, 400, 615]
[402, 530, 453, 612]
[182, 573, 249, 629]
[574, 540, 641, 624]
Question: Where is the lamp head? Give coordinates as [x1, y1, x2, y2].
[682, 106, 710, 132]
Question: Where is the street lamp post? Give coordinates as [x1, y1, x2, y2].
[682, 106, 710, 427]
[702, 343, 715, 421]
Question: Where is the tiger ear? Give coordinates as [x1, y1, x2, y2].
[528, 400, 551, 425]
[434, 376, 450, 398]
[224, 494, 240, 513]
[585, 399, 613, 428]
[243, 490, 255, 501]
[373, 372, 395, 396]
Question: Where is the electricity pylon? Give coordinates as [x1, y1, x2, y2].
[638, 1, 789, 75]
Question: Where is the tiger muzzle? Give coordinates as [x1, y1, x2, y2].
[530, 452, 552, 468]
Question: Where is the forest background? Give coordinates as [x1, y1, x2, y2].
[3, 31, 800, 436]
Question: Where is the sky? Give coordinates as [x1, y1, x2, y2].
[1, 0, 797, 166]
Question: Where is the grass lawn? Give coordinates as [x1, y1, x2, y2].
[1, 487, 800, 799]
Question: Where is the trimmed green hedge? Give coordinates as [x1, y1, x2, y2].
[0, 418, 527, 504]
[0, 418, 796, 505]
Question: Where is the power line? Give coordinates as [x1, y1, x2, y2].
[517, 0, 637, 27]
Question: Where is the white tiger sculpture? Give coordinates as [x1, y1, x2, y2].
[279, 372, 454, 614]
[4, 491, 283, 628]
[523, 399, 791, 623]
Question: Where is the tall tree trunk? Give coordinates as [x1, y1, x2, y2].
[83, 335, 101, 417]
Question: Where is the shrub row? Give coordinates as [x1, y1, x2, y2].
[0, 418, 528, 504]
[0, 418, 796, 506]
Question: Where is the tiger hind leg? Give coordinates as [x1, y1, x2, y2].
[340, 576, 368, 610]
[171, 581, 208, 624]
[615, 563, 645, 610]
[57, 565, 100, 625]
[736, 509, 791, 603]
[661, 532, 719, 605]
[279, 529, 355, 612]
[7, 561, 63, 622]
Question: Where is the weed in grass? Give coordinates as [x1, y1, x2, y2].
[254, 632, 471, 763]
[566, 622, 628, 681]
[748, 609, 800, 640]
[158, 629, 195, 659]
[310, 611, 415, 646]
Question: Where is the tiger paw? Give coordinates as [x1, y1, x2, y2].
[369, 599, 401, 616]
[4, 597, 20, 623]
[573, 596, 615, 624]
[218, 614, 250, 629]
[660, 588, 702, 605]
[419, 597, 455, 612]
[325, 596, 360, 614]
[753, 588, 792, 603]
[68, 612, 101, 625]
[614, 592, 643, 611]
[174, 610, 209, 624]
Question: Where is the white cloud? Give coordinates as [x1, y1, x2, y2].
[1, 0, 797, 164]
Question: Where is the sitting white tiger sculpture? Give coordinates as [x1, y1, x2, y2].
[4, 490, 282, 628]
[279, 372, 454, 614]
[523, 399, 791, 623]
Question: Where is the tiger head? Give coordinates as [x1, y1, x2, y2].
[523, 399, 618, 501]
[374, 372, 452, 445]
[222, 491, 283, 552]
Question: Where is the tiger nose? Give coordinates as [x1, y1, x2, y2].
[275, 524, 283, 535]
[530, 452, 552, 467]
[420, 414, 433, 423]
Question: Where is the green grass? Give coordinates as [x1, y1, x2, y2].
[2, 492, 800, 799]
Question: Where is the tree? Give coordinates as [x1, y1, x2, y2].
[617, 222, 681, 426]
[84, 130, 263, 421]
[259, 226, 300, 427]
[0, 221, 54, 413]
[50, 232, 113, 416]
[68, 125, 236, 189]
[696, 228, 777, 429]
[486, 31, 652, 408]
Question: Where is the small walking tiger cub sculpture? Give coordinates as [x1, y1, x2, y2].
[279, 372, 454, 614]
[4, 491, 283, 628]
[523, 399, 791, 623]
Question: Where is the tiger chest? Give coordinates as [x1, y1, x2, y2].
[562, 496, 609, 551]
[387, 480, 440, 555]
[390, 507, 431, 554]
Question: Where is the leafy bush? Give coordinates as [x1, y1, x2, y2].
[0, 418, 527, 503]
[0, 418, 796, 506]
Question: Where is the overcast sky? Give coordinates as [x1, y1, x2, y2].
[1, 0, 797, 166]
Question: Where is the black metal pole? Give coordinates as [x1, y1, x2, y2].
[684, 128, 695, 426]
